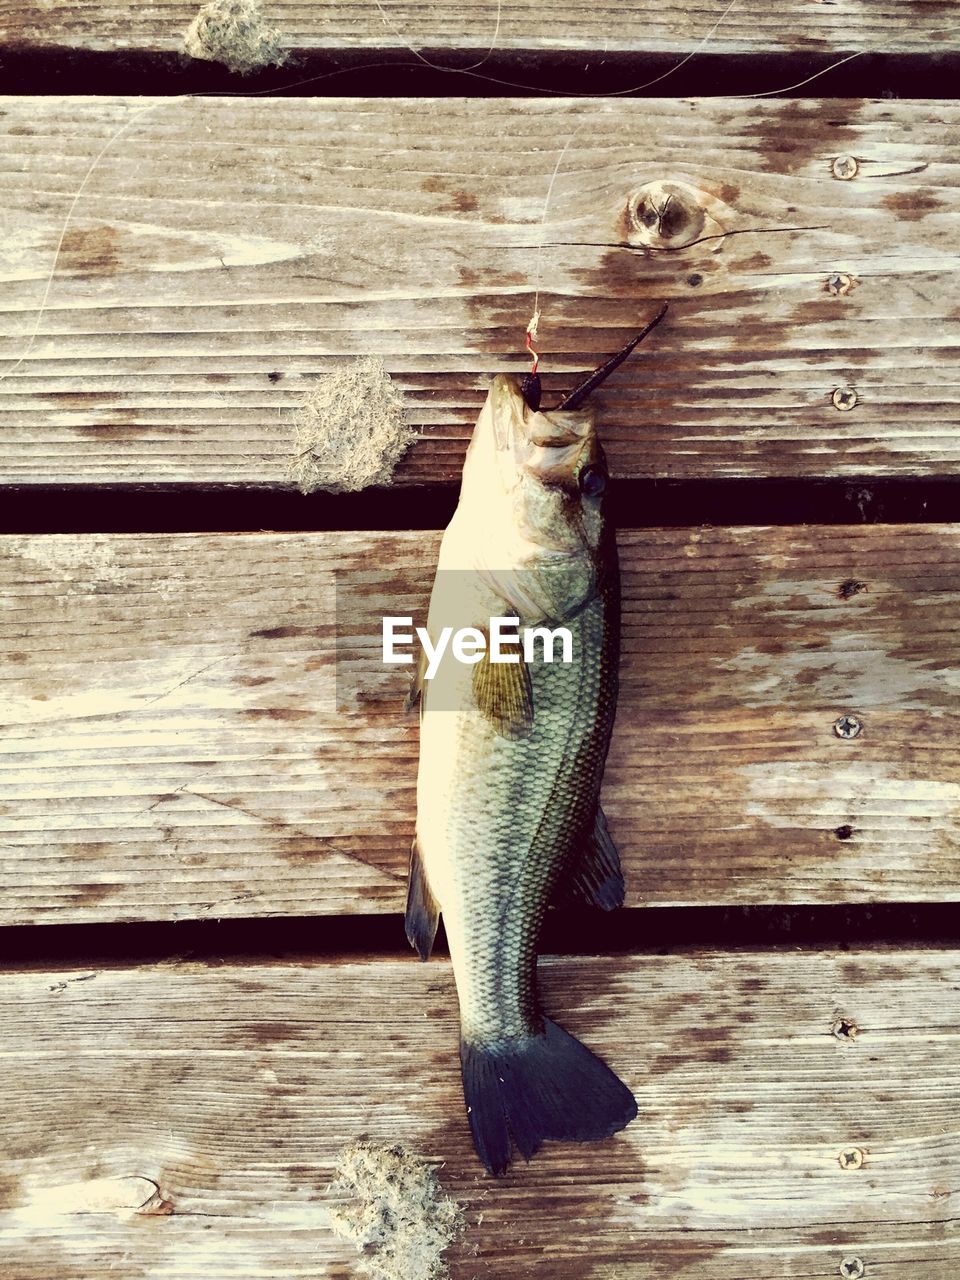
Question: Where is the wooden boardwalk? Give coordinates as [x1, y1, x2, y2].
[1, 4, 958, 1277]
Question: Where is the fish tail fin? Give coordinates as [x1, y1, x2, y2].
[460, 1019, 637, 1177]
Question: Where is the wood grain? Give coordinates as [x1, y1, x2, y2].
[0, 949, 957, 1278]
[2, 524, 958, 926]
[1, 97, 958, 485]
[1, 0, 955, 58]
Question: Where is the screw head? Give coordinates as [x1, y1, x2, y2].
[826, 272, 856, 296]
[840, 1258, 865, 1278]
[832, 1017, 859, 1041]
[834, 715, 863, 740]
[832, 387, 859, 411]
[832, 155, 859, 180]
[839, 1147, 865, 1170]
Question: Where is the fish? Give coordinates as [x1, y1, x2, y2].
[405, 307, 667, 1177]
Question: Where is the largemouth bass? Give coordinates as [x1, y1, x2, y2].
[406, 313, 665, 1176]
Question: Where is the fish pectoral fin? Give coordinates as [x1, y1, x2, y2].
[551, 805, 625, 911]
[405, 838, 440, 961]
[471, 638, 534, 738]
[403, 648, 428, 714]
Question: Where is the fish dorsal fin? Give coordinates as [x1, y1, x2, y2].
[405, 838, 439, 961]
[471, 630, 533, 738]
[552, 806, 624, 911]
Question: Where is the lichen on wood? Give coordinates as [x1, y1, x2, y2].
[328, 1141, 464, 1280]
[182, 0, 285, 73]
[291, 357, 413, 494]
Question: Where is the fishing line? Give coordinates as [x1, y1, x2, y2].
[1, 2, 878, 384]
[0, 0, 504, 383]
[744, 49, 868, 98]
[526, 129, 580, 373]
[0, 61, 426, 382]
[1, 102, 158, 383]
[370, 0, 503, 74]
[364, 0, 744, 371]
[523, 38, 874, 368]
[317, 2, 873, 367]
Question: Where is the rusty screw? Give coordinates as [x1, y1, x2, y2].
[832, 387, 859, 411]
[834, 715, 863, 740]
[839, 1148, 864, 1171]
[840, 1258, 865, 1278]
[827, 272, 856, 296]
[832, 1017, 859, 1041]
[832, 155, 859, 180]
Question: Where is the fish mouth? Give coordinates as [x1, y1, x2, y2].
[489, 376, 592, 488]
[493, 376, 591, 440]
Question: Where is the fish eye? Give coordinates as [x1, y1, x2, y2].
[578, 464, 606, 497]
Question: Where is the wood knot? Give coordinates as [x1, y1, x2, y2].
[627, 181, 709, 249]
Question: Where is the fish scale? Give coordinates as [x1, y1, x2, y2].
[439, 597, 613, 1045]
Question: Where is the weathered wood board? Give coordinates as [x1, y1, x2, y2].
[3, 524, 958, 926]
[1, 0, 955, 58]
[1, 97, 958, 484]
[0, 949, 957, 1278]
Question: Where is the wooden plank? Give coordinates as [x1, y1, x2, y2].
[0, 949, 957, 1277]
[2, 0, 955, 58]
[2, 524, 958, 926]
[1, 96, 958, 485]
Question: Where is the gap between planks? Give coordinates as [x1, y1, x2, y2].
[2, 903, 960, 972]
[5, 478, 960, 534]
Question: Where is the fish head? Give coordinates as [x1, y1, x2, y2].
[460, 374, 609, 558]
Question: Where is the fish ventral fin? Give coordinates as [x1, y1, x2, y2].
[404, 839, 439, 961]
[403, 648, 428, 714]
[460, 1019, 638, 1177]
[471, 629, 534, 738]
[551, 806, 625, 911]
